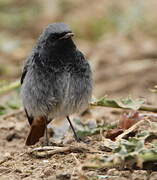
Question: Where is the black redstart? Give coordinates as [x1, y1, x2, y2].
[21, 22, 92, 146]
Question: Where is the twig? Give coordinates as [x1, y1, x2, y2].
[0, 80, 20, 95]
[139, 105, 157, 113]
[29, 145, 89, 158]
[71, 154, 88, 180]
[91, 102, 157, 113]
[0, 156, 12, 165]
[72, 153, 80, 165]
[116, 119, 145, 141]
[30, 146, 62, 152]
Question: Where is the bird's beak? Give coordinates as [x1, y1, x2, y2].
[59, 32, 74, 40]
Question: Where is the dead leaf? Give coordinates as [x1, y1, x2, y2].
[119, 111, 142, 130]
[106, 128, 124, 141]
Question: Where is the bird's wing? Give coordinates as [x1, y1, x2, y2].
[21, 52, 35, 84]
[21, 64, 28, 84]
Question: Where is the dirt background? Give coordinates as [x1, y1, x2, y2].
[0, 0, 157, 179]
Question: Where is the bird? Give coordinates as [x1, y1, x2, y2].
[20, 22, 92, 146]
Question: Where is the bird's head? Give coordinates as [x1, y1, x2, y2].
[38, 23, 75, 51]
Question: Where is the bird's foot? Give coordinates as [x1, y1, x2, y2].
[74, 136, 90, 144]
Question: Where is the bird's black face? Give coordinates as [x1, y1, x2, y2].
[37, 23, 76, 55]
[46, 31, 74, 48]
[37, 23, 74, 48]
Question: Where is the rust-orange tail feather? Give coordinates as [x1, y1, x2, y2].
[26, 117, 46, 146]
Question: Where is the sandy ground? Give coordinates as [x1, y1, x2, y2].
[0, 107, 157, 180]
[0, 1, 157, 179]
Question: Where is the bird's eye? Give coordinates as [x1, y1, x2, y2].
[50, 35, 56, 40]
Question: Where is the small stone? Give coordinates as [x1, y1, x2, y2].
[14, 168, 22, 173]
[132, 170, 148, 180]
[43, 159, 49, 163]
[107, 168, 120, 176]
[56, 173, 71, 180]
[118, 171, 131, 178]
[6, 132, 21, 141]
[43, 167, 53, 177]
[149, 172, 157, 180]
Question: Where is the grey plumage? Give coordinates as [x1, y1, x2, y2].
[21, 22, 92, 144]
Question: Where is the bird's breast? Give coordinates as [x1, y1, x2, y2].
[21, 62, 92, 118]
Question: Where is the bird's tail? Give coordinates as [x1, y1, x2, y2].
[26, 117, 46, 146]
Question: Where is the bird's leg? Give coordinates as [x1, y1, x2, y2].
[44, 116, 49, 146]
[66, 116, 80, 142]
